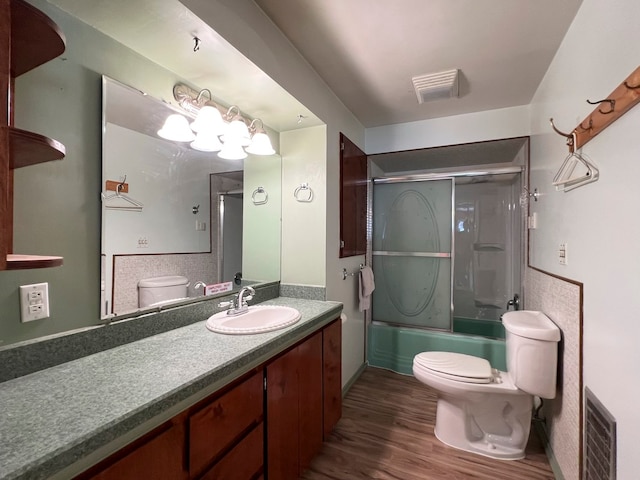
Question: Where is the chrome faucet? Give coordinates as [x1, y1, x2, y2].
[219, 286, 255, 316]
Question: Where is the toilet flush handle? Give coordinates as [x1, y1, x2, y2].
[506, 293, 520, 311]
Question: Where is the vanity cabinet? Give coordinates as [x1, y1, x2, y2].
[266, 331, 323, 479]
[74, 319, 341, 480]
[267, 318, 342, 479]
[0, 0, 66, 270]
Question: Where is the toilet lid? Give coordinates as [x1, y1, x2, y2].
[414, 352, 494, 383]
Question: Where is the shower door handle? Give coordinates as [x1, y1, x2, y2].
[507, 293, 520, 311]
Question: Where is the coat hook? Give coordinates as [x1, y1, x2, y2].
[578, 117, 593, 131]
[586, 98, 615, 114]
[193, 36, 201, 52]
[549, 118, 573, 138]
[624, 80, 640, 90]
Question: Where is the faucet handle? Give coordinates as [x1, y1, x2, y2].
[241, 294, 253, 305]
[218, 300, 233, 309]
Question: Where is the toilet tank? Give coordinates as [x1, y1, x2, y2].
[503, 310, 561, 399]
[138, 275, 189, 308]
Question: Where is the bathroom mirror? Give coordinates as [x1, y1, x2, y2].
[101, 77, 282, 318]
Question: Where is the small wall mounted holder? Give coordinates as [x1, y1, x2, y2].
[342, 264, 365, 280]
[251, 187, 268, 205]
[294, 183, 313, 202]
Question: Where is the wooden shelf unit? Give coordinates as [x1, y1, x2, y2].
[1, 0, 66, 270]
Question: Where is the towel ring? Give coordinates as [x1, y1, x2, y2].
[251, 187, 268, 205]
[294, 183, 313, 202]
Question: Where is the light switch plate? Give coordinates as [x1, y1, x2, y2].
[559, 243, 568, 265]
[20, 283, 50, 322]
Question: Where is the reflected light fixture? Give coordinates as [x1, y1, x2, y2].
[191, 130, 223, 152]
[157, 114, 196, 142]
[246, 119, 275, 155]
[165, 83, 276, 159]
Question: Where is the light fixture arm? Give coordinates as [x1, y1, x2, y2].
[248, 118, 264, 132]
[224, 105, 242, 121]
[195, 88, 212, 105]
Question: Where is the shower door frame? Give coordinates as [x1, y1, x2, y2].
[217, 189, 243, 284]
[366, 166, 523, 333]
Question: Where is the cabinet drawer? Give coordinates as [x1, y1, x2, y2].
[83, 423, 184, 480]
[200, 423, 263, 480]
[189, 371, 263, 476]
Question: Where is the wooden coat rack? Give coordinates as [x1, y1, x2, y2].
[550, 65, 640, 152]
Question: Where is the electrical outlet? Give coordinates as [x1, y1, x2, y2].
[20, 283, 50, 322]
[559, 243, 568, 265]
[137, 237, 149, 248]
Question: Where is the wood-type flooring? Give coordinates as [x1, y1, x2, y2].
[302, 367, 555, 480]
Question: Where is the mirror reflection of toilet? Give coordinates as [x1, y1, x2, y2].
[413, 310, 560, 460]
[138, 275, 189, 308]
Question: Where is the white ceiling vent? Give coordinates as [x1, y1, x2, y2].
[412, 69, 459, 104]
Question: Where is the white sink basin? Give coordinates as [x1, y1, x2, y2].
[205, 305, 301, 335]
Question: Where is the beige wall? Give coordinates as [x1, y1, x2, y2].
[280, 126, 327, 286]
[527, 0, 640, 477]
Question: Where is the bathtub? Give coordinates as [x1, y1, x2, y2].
[367, 322, 506, 375]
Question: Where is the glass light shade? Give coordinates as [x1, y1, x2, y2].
[190, 131, 223, 152]
[157, 114, 195, 142]
[220, 117, 251, 147]
[190, 106, 225, 135]
[218, 142, 248, 160]
[245, 131, 275, 155]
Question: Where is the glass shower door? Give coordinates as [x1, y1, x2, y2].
[372, 179, 453, 330]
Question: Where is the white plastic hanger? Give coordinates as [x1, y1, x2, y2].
[552, 133, 599, 192]
[101, 178, 144, 212]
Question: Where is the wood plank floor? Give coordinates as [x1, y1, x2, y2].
[302, 367, 555, 480]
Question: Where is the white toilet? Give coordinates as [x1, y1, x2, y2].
[412, 310, 560, 460]
[138, 275, 189, 308]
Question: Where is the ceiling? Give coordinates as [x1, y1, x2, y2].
[254, 0, 583, 127]
[47, 0, 582, 133]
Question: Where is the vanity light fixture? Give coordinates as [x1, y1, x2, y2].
[167, 83, 276, 159]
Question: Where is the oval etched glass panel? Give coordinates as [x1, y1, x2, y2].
[382, 190, 440, 316]
[372, 180, 452, 329]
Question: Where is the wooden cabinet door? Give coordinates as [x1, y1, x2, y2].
[323, 319, 342, 439]
[340, 133, 367, 257]
[298, 331, 323, 475]
[266, 346, 300, 480]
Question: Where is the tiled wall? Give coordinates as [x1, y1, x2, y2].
[526, 267, 582, 480]
[113, 253, 215, 314]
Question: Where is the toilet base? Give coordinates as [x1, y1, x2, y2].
[433, 393, 532, 460]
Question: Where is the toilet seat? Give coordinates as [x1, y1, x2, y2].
[414, 352, 494, 384]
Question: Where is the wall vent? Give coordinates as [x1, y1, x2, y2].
[411, 69, 459, 104]
[584, 387, 616, 479]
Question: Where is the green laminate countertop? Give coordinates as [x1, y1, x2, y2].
[0, 297, 342, 480]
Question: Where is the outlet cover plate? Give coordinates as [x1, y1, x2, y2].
[19, 283, 50, 322]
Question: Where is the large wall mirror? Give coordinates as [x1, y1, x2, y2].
[101, 77, 282, 319]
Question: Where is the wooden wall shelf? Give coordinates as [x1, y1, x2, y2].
[7, 127, 65, 168]
[0, 0, 67, 271]
[10, 0, 66, 77]
[7, 254, 64, 270]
